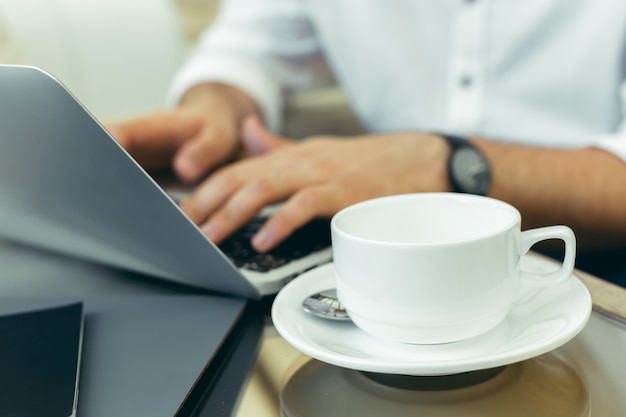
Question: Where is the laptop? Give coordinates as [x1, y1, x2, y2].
[0, 64, 332, 298]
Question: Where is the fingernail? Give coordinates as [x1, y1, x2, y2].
[174, 157, 199, 182]
[252, 228, 273, 252]
[201, 223, 220, 242]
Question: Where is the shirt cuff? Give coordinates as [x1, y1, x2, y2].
[591, 134, 626, 163]
[166, 55, 284, 133]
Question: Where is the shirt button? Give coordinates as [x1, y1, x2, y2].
[460, 75, 473, 88]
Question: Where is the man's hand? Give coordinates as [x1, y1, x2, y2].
[180, 116, 452, 252]
[106, 83, 259, 183]
[108, 93, 626, 255]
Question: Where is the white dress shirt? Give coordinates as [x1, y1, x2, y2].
[168, 0, 626, 161]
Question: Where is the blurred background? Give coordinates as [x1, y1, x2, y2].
[0, 0, 362, 137]
[0, 0, 217, 121]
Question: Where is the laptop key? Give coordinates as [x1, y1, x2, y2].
[219, 217, 331, 273]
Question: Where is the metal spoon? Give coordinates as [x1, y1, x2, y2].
[302, 288, 351, 321]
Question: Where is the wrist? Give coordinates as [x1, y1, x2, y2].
[180, 82, 261, 124]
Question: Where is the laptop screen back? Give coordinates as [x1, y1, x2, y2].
[0, 65, 259, 298]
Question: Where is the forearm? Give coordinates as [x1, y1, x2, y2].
[473, 138, 626, 250]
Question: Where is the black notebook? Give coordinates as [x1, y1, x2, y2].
[0, 302, 84, 417]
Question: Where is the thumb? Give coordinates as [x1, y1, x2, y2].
[241, 115, 290, 155]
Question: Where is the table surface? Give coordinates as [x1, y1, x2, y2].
[236, 256, 626, 417]
[2, 240, 624, 416]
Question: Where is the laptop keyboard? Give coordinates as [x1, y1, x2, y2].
[218, 217, 331, 273]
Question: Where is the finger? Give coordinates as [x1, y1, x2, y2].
[251, 183, 343, 252]
[241, 115, 292, 156]
[178, 166, 243, 226]
[183, 140, 312, 233]
[106, 112, 197, 150]
[185, 138, 338, 244]
[199, 197, 269, 245]
[197, 171, 292, 244]
[173, 125, 238, 183]
[105, 113, 200, 170]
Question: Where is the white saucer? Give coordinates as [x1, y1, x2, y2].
[272, 256, 592, 376]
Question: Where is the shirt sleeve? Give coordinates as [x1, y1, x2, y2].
[166, 0, 327, 133]
[591, 81, 626, 162]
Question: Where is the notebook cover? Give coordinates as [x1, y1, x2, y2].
[0, 302, 84, 417]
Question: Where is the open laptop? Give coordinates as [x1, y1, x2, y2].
[0, 64, 332, 298]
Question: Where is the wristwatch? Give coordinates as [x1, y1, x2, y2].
[440, 134, 492, 195]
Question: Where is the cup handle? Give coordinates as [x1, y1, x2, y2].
[519, 225, 576, 286]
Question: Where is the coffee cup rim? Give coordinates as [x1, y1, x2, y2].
[331, 193, 521, 247]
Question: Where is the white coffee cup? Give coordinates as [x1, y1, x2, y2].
[330, 193, 576, 345]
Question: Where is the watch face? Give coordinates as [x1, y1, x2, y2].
[450, 147, 491, 194]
